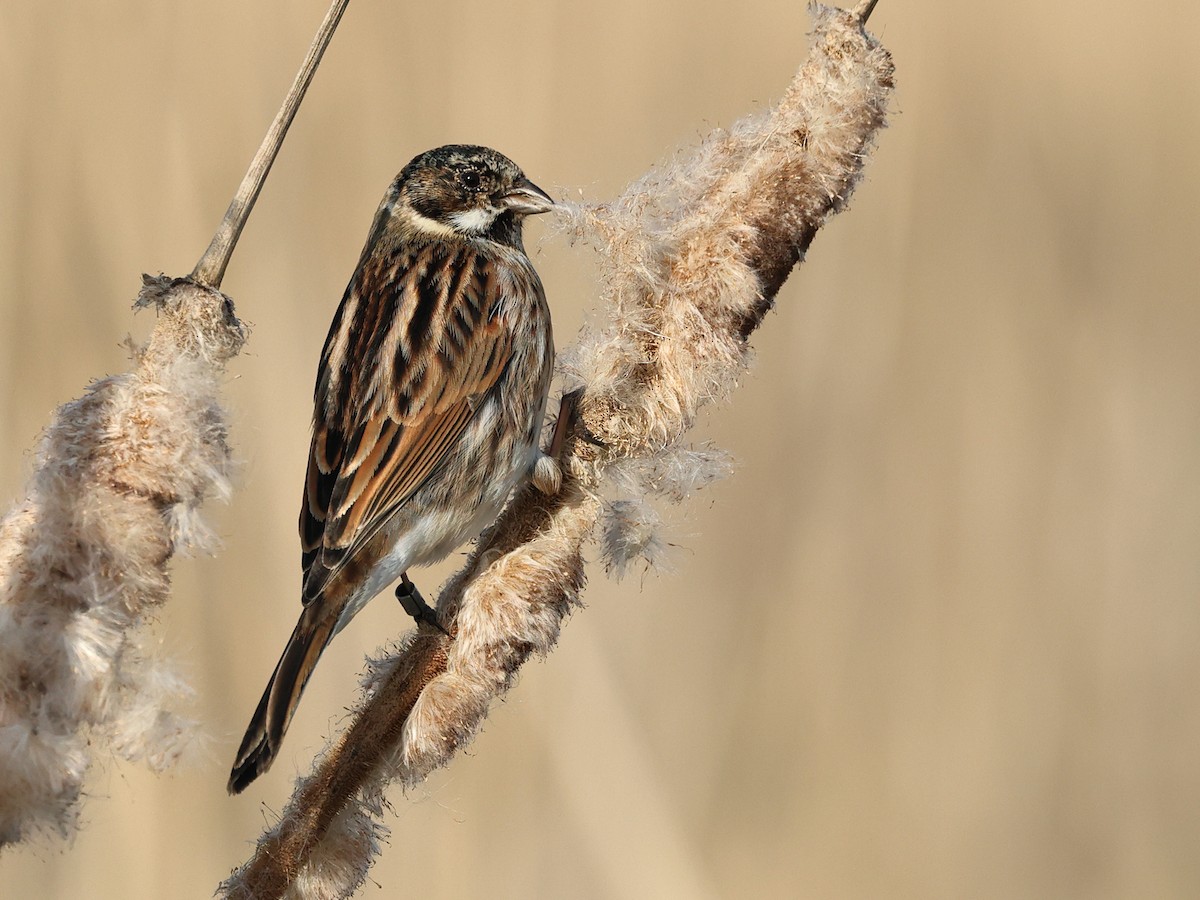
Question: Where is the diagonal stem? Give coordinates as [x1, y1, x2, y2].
[853, 0, 880, 23]
[191, 0, 350, 289]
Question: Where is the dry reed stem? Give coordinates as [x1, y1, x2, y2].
[192, 0, 350, 289]
[221, 5, 894, 897]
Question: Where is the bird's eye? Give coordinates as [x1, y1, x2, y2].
[461, 171, 482, 189]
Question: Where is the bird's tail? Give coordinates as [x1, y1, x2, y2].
[227, 604, 336, 794]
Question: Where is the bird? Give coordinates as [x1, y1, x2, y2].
[228, 145, 557, 794]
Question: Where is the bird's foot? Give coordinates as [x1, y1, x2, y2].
[534, 387, 604, 490]
[396, 573, 449, 636]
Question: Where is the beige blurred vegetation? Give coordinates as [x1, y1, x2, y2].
[2, 0, 1198, 897]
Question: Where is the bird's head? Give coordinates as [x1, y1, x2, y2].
[392, 145, 554, 247]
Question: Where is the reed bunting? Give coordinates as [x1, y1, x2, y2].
[229, 145, 556, 793]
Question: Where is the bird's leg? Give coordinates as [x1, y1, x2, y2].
[532, 388, 590, 495]
[549, 388, 582, 458]
[395, 572, 449, 636]
[556, 387, 605, 451]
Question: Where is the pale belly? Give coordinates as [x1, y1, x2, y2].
[331, 400, 543, 636]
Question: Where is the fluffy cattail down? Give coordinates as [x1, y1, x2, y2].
[222, 5, 894, 898]
[0, 276, 246, 844]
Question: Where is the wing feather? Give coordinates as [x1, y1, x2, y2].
[299, 241, 512, 603]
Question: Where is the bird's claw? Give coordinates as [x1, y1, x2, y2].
[395, 574, 449, 636]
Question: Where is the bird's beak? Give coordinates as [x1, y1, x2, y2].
[500, 178, 555, 215]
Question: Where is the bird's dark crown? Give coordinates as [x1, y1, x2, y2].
[391, 144, 552, 247]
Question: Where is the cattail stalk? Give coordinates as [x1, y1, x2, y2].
[220, 4, 895, 897]
[0, 278, 246, 844]
[0, 0, 349, 846]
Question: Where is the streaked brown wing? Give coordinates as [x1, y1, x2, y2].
[299, 240, 512, 603]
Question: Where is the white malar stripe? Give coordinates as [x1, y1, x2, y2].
[449, 207, 500, 234]
[407, 208, 460, 239]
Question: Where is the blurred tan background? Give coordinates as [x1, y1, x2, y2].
[3, 0, 1199, 897]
